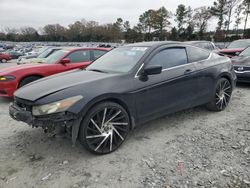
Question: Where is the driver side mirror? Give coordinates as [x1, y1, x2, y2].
[143, 65, 162, 75]
[139, 65, 162, 81]
[60, 58, 70, 64]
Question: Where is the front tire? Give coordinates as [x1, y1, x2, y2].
[79, 102, 130, 154]
[206, 77, 232, 111]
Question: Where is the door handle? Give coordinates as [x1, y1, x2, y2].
[184, 69, 192, 75]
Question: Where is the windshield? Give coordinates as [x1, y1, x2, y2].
[239, 47, 250, 57]
[33, 47, 45, 53]
[227, 41, 250, 49]
[87, 47, 148, 73]
[43, 50, 69, 64]
[37, 49, 51, 58]
[37, 48, 59, 58]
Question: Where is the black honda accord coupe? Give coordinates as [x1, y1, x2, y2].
[9, 41, 237, 154]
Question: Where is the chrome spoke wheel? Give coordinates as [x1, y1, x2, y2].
[215, 79, 232, 110]
[84, 104, 130, 154]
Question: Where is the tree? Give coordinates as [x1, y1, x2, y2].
[210, 0, 228, 31]
[20, 27, 39, 41]
[138, 9, 156, 40]
[4, 28, 19, 41]
[175, 4, 192, 39]
[112, 18, 124, 41]
[225, 0, 241, 37]
[123, 21, 131, 31]
[243, 0, 250, 37]
[234, 3, 244, 36]
[193, 7, 212, 39]
[0, 32, 6, 41]
[169, 27, 178, 40]
[152, 7, 172, 40]
[175, 4, 187, 31]
[185, 6, 195, 40]
[43, 24, 66, 41]
[67, 21, 85, 41]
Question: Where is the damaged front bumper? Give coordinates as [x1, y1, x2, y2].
[9, 102, 81, 144]
[9, 103, 77, 127]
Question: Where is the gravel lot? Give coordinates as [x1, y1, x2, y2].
[0, 62, 250, 188]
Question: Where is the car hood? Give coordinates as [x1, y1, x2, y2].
[22, 58, 44, 64]
[219, 48, 244, 53]
[20, 55, 37, 59]
[0, 63, 48, 74]
[231, 56, 250, 66]
[14, 69, 114, 101]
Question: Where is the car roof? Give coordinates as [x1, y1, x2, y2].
[125, 41, 181, 47]
[55, 47, 110, 51]
[185, 41, 212, 44]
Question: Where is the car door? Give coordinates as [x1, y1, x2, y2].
[186, 46, 214, 103]
[58, 50, 92, 72]
[134, 46, 198, 121]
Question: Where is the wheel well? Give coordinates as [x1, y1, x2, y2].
[18, 74, 43, 87]
[220, 74, 232, 85]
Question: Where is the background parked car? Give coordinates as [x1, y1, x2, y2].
[6, 51, 24, 59]
[232, 46, 250, 83]
[17, 47, 62, 65]
[17, 46, 52, 63]
[219, 39, 250, 57]
[0, 53, 12, 63]
[0, 47, 109, 97]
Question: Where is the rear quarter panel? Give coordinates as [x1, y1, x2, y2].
[193, 53, 235, 104]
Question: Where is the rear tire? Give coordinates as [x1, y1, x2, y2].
[206, 78, 232, 111]
[79, 102, 130, 154]
[18, 76, 41, 88]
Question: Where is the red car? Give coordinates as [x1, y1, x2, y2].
[0, 47, 109, 97]
[219, 39, 250, 58]
[0, 53, 12, 63]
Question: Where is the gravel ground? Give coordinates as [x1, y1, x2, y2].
[0, 63, 250, 188]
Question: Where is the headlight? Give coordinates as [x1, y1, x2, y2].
[0, 75, 16, 81]
[32, 96, 83, 116]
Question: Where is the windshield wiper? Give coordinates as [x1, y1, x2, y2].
[88, 69, 108, 73]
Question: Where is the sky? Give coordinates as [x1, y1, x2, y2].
[0, 0, 246, 32]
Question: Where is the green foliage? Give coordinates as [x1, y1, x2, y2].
[193, 7, 212, 39]
[210, 0, 228, 31]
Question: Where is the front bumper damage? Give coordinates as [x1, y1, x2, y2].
[9, 102, 81, 144]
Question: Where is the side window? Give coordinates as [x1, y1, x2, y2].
[93, 50, 106, 60]
[147, 48, 188, 69]
[66, 50, 91, 63]
[186, 46, 210, 63]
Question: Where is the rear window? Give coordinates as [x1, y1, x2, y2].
[186, 46, 210, 63]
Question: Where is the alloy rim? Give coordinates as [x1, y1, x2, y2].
[86, 107, 129, 153]
[215, 79, 232, 110]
